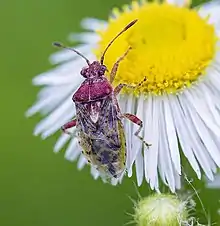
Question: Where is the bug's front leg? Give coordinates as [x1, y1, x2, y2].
[61, 119, 77, 135]
[114, 83, 136, 95]
[123, 113, 151, 148]
[110, 47, 132, 83]
[113, 77, 147, 96]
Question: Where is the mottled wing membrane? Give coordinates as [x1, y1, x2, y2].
[78, 120, 126, 179]
[75, 95, 126, 178]
[75, 102, 98, 134]
[97, 96, 121, 148]
[75, 96, 121, 148]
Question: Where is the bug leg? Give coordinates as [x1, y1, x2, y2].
[114, 83, 136, 95]
[123, 113, 151, 147]
[61, 119, 77, 135]
[114, 76, 147, 96]
[110, 47, 132, 83]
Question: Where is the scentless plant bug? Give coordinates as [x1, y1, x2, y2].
[53, 19, 150, 179]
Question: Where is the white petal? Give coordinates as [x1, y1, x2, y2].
[174, 172, 181, 190]
[198, 1, 220, 35]
[80, 18, 108, 31]
[143, 95, 152, 182]
[144, 96, 159, 190]
[68, 32, 100, 44]
[159, 97, 176, 192]
[183, 89, 220, 167]
[165, 0, 190, 7]
[111, 178, 119, 186]
[26, 85, 74, 117]
[50, 44, 95, 65]
[202, 142, 217, 174]
[168, 95, 201, 179]
[122, 95, 135, 177]
[164, 95, 181, 175]
[64, 138, 81, 162]
[199, 83, 220, 128]
[129, 96, 144, 174]
[206, 174, 220, 189]
[54, 133, 70, 153]
[33, 58, 87, 86]
[158, 146, 168, 186]
[186, 88, 220, 140]
[50, 18, 107, 65]
[90, 166, 99, 180]
[42, 112, 76, 139]
[134, 95, 145, 186]
[179, 94, 215, 180]
[207, 67, 220, 100]
[135, 150, 144, 187]
[157, 98, 168, 186]
[111, 172, 124, 186]
[122, 94, 133, 173]
[77, 154, 87, 170]
[33, 95, 75, 136]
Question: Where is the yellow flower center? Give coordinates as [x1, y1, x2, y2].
[95, 1, 217, 95]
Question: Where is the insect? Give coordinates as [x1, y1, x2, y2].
[53, 19, 150, 180]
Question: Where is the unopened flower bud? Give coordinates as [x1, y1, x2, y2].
[134, 193, 189, 226]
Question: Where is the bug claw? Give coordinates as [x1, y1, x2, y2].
[61, 126, 72, 135]
[61, 126, 65, 132]
[143, 141, 152, 148]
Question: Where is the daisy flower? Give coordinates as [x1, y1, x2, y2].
[26, 0, 220, 192]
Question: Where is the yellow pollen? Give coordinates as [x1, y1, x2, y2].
[95, 1, 218, 95]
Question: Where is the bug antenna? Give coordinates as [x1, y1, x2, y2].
[100, 19, 138, 65]
[53, 42, 90, 65]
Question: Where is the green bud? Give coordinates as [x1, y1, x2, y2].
[134, 193, 189, 226]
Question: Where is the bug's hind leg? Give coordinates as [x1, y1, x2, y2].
[123, 113, 151, 148]
[61, 118, 77, 135]
[110, 47, 132, 83]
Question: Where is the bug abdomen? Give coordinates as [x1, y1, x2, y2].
[91, 139, 124, 178]
[78, 120, 126, 179]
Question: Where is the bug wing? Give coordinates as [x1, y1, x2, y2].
[97, 96, 122, 149]
[75, 96, 122, 148]
[75, 102, 98, 134]
[75, 96, 127, 179]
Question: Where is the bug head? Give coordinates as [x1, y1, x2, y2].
[80, 61, 107, 78]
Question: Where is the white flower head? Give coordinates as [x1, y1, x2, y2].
[26, 0, 220, 192]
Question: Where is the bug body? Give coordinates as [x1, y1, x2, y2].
[54, 19, 150, 179]
[72, 64, 126, 178]
[72, 61, 126, 177]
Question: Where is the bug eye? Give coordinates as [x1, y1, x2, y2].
[99, 65, 107, 76]
[101, 65, 106, 71]
[80, 67, 88, 77]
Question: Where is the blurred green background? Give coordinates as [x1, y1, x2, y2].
[0, 0, 219, 225]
